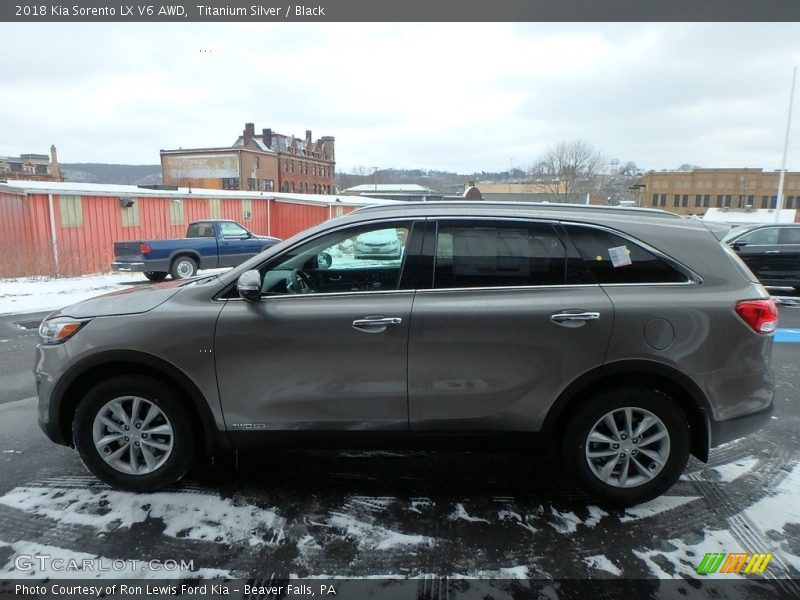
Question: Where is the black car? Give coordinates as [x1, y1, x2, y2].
[724, 223, 800, 289]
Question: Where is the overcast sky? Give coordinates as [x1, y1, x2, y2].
[3, 22, 800, 173]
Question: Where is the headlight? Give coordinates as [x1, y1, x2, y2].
[38, 314, 90, 345]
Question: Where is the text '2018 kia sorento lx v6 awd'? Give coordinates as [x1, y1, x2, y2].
[35, 203, 776, 506]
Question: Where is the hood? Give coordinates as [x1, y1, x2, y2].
[60, 279, 186, 319]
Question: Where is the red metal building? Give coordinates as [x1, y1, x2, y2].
[0, 180, 371, 277]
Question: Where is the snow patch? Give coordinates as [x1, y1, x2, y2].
[547, 507, 582, 534]
[585, 506, 608, 528]
[584, 554, 622, 576]
[0, 486, 284, 547]
[450, 503, 490, 524]
[632, 528, 742, 580]
[619, 495, 699, 522]
[713, 457, 758, 482]
[497, 509, 537, 535]
[316, 512, 435, 551]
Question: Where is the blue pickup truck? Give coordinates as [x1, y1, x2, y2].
[112, 220, 281, 281]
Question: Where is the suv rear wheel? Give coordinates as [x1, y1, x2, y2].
[561, 386, 690, 507]
[72, 376, 196, 492]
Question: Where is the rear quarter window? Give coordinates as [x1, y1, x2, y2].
[565, 225, 689, 284]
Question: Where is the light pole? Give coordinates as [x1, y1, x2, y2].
[373, 166, 379, 192]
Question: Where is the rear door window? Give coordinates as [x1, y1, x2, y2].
[780, 228, 800, 245]
[433, 220, 566, 288]
[564, 225, 689, 284]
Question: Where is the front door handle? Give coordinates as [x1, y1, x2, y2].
[551, 311, 600, 328]
[765, 250, 781, 254]
[352, 316, 402, 333]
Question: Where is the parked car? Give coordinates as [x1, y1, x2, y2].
[37, 202, 776, 506]
[111, 220, 281, 281]
[354, 228, 402, 259]
[723, 223, 800, 289]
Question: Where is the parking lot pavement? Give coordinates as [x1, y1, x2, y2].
[0, 305, 798, 584]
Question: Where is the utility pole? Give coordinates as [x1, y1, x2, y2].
[775, 66, 797, 223]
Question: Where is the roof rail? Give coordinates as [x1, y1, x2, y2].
[353, 200, 682, 219]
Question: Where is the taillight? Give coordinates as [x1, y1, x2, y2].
[735, 298, 778, 334]
[139, 243, 152, 254]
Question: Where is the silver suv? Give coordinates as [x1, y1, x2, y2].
[36, 203, 776, 506]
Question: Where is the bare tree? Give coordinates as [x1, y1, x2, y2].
[529, 140, 607, 203]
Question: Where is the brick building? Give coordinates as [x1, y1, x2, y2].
[638, 168, 800, 216]
[160, 123, 335, 194]
[0, 145, 63, 182]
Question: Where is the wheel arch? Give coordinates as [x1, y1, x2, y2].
[542, 360, 712, 462]
[51, 350, 228, 454]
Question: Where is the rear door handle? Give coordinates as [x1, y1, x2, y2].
[765, 250, 781, 254]
[352, 316, 402, 333]
[551, 311, 600, 328]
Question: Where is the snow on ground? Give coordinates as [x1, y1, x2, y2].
[583, 554, 622, 576]
[0, 540, 232, 579]
[0, 269, 231, 316]
[743, 463, 800, 570]
[632, 528, 745, 581]
[547, 507, 583, 534]
[619, 495, 700, 523]
[713, 457, 759, 483]
[0, 273, 138, 315]
[450, 503, 490, 524]
[0, 486, 284, 547]
[310, 511, 436, 551]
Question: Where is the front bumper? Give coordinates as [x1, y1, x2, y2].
[34, 344, 68, 445]
[709, 402, 774, 447]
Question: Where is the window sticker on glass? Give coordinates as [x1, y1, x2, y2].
[608, 245, 632, 268]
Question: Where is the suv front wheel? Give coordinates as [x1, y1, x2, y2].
[561, 387, 690, 507]
[72, 376, 196, 492]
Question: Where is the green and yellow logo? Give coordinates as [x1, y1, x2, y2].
[696, 552, 773, 575]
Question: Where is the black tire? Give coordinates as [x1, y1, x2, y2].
[143, 271, 168, 282]
[72, 375, 197, 492]
[560, 386, 690, 507]
[169, 256, 197, 279]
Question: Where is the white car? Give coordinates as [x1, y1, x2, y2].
[354, 228, 402, 259]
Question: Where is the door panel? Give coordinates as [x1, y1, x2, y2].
[408, 286, 613, 432]
[215, 292, 414, 431]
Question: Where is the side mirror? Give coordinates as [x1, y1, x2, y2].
[237, 269, 262, 302]
[733, 240, 748, 249]
[317, 252, 333, 270]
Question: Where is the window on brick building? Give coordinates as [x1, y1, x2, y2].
[263, 180, 274, 192]
[221, 178, 239, 190]
[673, 194, 680, 207]
[248, 178, 256, 191]
[704, 195, 710, 207]
[716, 195, 723, 207]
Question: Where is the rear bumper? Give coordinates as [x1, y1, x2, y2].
[709, 403, 774, 448]
[111, 261, 146, 272]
